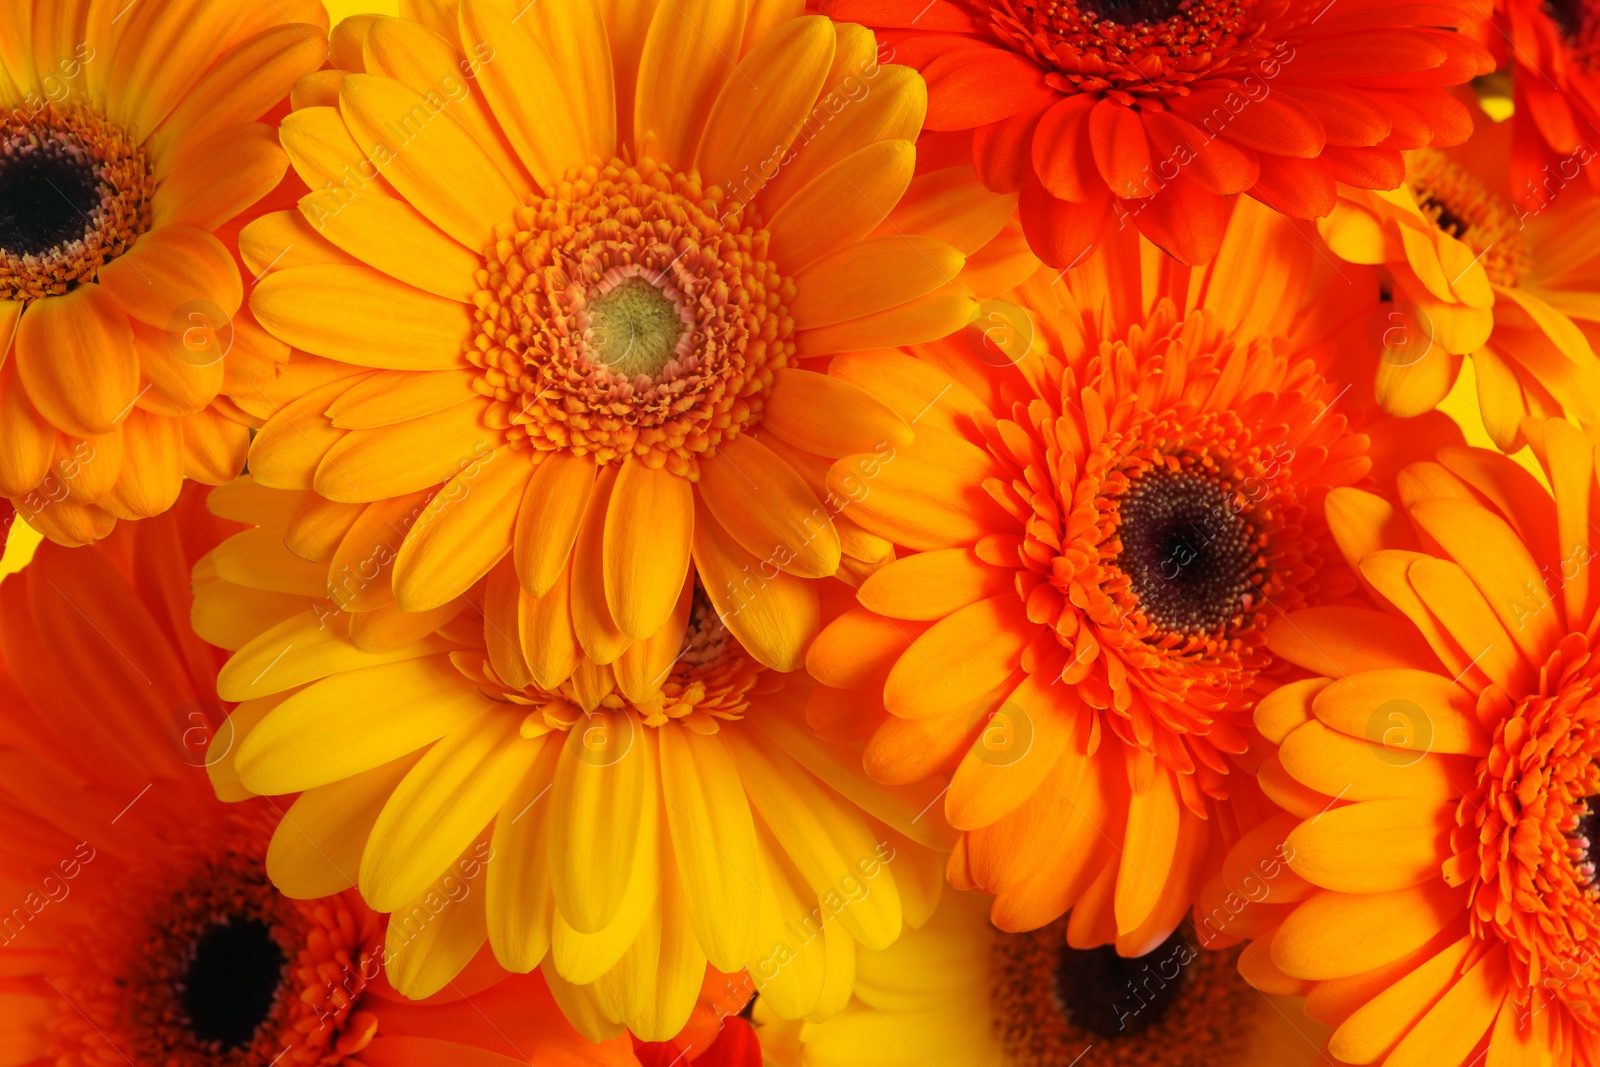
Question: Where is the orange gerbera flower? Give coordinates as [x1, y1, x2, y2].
[819, 0, 1493, 266]
[0, 0, 325, 546]
[233, 3, 1033, 677]
[1319, 102, 1600, 449]
[1203, 418, 1600, 1065]
[0, 491, 641, 1067]
[805, 196, 1461, 957]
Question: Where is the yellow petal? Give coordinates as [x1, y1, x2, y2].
[694, 15, 835, 199]
[266, 752, 422, 899]
[486, 738, 563, 973]
[697, 434, 841, 579]
[303, 189, 479, 302]
[338, 73, 520, 248]
[761, 367, 913, 460]
[514, 452, 595, 598]
[766, 139, 915, 272]
[633, 0, 748, 169]
[384, 834, 493, 998]
[548, 712, 658, 933]
[791, 234, 964, 331]
[361, 711, 539, 911]
[393, 447, 530, 611]
[726, 730, 902, 951]
[659, 727, 760, 972]
[234, 653, 491, 792]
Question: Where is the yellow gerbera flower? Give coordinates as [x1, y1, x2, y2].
[803, 197, 1459, 959]
[1202, 416, 1600, 1065]
[0, 0, 327, 546]
[1319, 103, 1600, 450]
[195, 478, 953, 1042]
[752, 890, 1329, 1067]
[232, 0, 1033, 674]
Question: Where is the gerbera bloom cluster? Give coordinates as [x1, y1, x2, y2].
[8, 0, 1600, 1064]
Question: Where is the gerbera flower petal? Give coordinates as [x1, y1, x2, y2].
[658, 726, 761, 970]
[698, 435, 842, 579]
[338, 74, 523, 247]
[233, 655, 490, 790]
[312, 191, 481, 301]
[549, 719, 659, 934]
[98, 225, 242, 329]
[392, 449, 530, 612]
[599, 462, 693, 640]
[14, 282, 136, 438]
[695, 17, 837, 192]
[515, 452, 597, 598]
[767, 138, 917, 267]
[485, 743, 561, 972]
[361, 712, 538, 911]
[632, 0, 749, 166]
[253, 265, 472, 370]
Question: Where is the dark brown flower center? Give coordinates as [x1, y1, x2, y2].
[0, 149, 100, 255]
[179, 917, 287, 1050]
[1054, 931, 1188, 1037]
[1115, 469, 1258, 636]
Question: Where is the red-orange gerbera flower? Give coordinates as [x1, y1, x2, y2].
[822, 0, 1494, 266]
[805, 197, 1456, 956]
[1201, 418, 1600, 1066]
[0, 492, 640, 1067]
[1492, 0, 1600, 210]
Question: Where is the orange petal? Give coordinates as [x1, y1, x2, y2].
[14, 284, 137, 438]
[603, 460, 695, 640]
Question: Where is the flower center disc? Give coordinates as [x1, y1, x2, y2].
[180, 917, 287, 1050]
[1076, 0, 1186, 24]
[0, 106, 153, 302]
[1114, 469, 1258, 636]
[582, 272, 691, 379]
[0, 150, 100, 254]
[470, 156, 795, 477]
[1054, 932, 1188, 1037]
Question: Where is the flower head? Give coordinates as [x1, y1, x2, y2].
[197, 478, 954, 1041]
[820, 0, 1492, 265]
[806, 197, 1452, 956]
[1319, 107, 1600, 450]
[237, 3, 1035, 677]
[1207, 416, 1600, 1064]
[0, 0, 326, 545]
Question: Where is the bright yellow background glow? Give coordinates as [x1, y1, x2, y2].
[325, 0, 398, 18]
[0, 0, 1525, 578]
